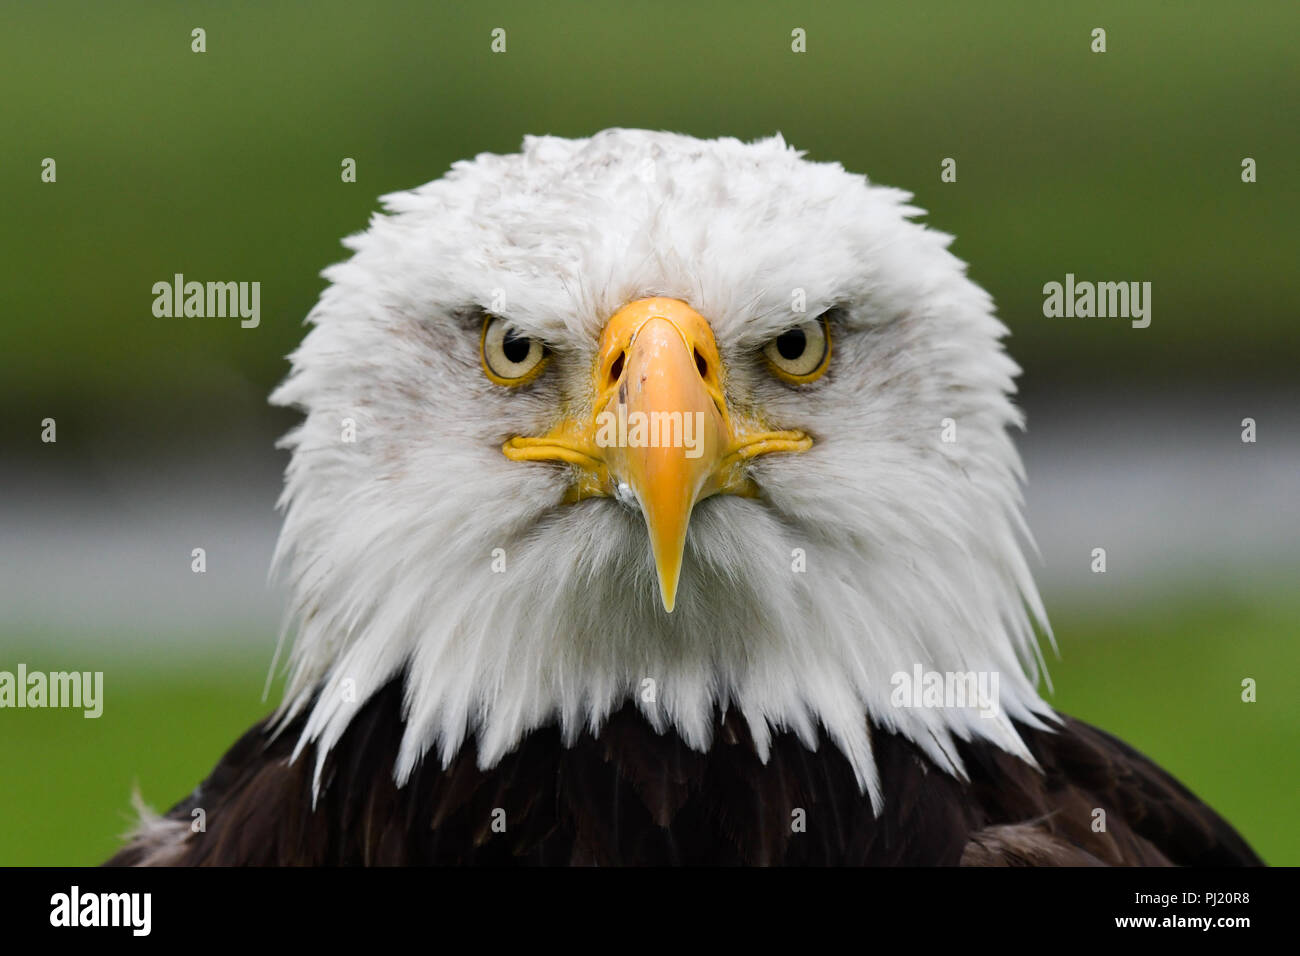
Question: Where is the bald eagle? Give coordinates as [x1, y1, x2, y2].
[110, 130, 1260, 866]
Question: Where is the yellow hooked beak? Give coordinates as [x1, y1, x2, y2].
[503, 297, 812, 612]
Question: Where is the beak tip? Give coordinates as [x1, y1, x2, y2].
[656, 569, 680, 613]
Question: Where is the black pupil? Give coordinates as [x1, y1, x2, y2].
[502, 329, 532, 364]
[776, 328, 807, 361]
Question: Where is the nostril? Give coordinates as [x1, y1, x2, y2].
[694, 349, 708, 379]
[609, 351, 625, 384]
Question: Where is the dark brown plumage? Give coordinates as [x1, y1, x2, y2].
[106, 676, 1261, 866]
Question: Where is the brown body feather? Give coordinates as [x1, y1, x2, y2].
[106, 677, 1261, 866]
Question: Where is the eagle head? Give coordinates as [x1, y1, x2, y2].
[270, 129, 1053, 806]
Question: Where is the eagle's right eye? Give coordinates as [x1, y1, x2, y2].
[481, 315, 549, 385]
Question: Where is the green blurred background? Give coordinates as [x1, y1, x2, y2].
[1, 1, 1296, 864]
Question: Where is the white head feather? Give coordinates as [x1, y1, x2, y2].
[269, 129, 1055, 809]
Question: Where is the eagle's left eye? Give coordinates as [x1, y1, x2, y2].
[763, 315, 831, 383]
[481, 314, 549, 385]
